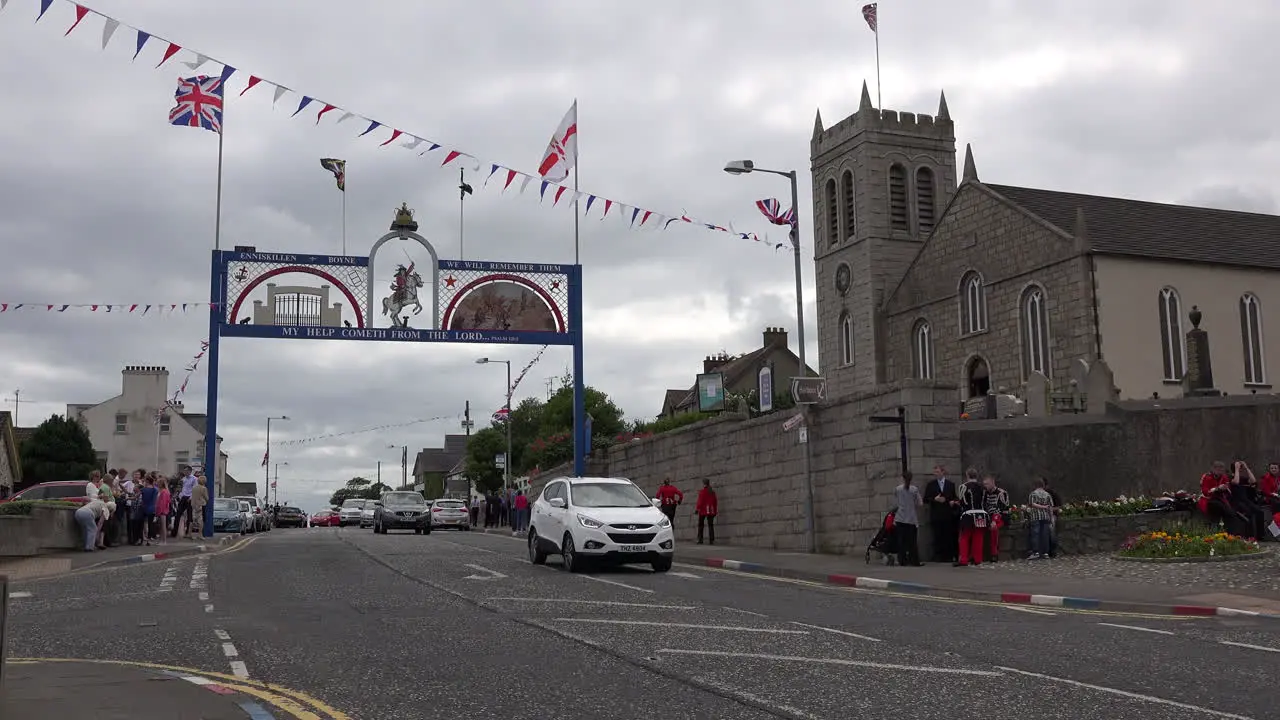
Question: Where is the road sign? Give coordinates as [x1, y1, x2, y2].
[798, 427, 809, 444]
[782, 413, 805, 432]
[758, 366, 774, 413]
[790, 377, 827, 404]
[495, 453, 507, 469]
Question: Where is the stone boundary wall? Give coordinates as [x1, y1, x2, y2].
[530, 381, 961, 555]
[0, 506, 81, 556]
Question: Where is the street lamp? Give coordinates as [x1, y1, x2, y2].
[265, 415, 289, 501]
[386, 443, 408, 489]
[725, 159, 817, 553]
[475, 357, 512, 491]
[723, 160, 808, 378]
[272, 462, 289, 507]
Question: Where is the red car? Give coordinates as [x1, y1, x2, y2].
[3, 481, 91, 505]
[310, 510, 340, 527]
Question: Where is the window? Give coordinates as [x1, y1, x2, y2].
[1240, 293, 1266, 384]
[841, 169, 856, 241]
[959, 271, 987, 335]
[114, 413, 128, 433]
[1020, 285, 1051, 378]
[839, 312, 854, 366]
[916, 167, 936, 235]
[889, 164, 908, 231]
[824, 179, 839, 246]
[912, 320, 934, 379]
[1157, 287, 1186, 382]
[158, 413, 171, 433]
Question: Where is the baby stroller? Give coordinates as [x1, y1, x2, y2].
[865, 510, 899, 565]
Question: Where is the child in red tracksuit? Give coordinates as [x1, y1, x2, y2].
[695, 479, 717, 545]
[655, 479, 683, 528]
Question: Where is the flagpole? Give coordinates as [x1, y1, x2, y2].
[214, 93, 225, 251]
[341, 182, 347, 255]
[459, 167, 466, 261]
[572, 97, 580, 266]
[874, 20, 882, 110]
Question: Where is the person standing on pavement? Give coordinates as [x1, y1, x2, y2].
[892, 471, 923, 566]
[191, 476, 209, 538]
[514, 490, 529, 533]
[922, 465, 959, 563]
[173, 466, 196, 539]
[155, 478, 171, 546]
[470, 495, 481, 526]
[695, 479, 717, 545]
[955, 469, 988, 566]
[1027, 479, 1055, 559]
[655, 478, 683, 527]
[980, 475, 1011, 562]
[140, 475, 158, 546]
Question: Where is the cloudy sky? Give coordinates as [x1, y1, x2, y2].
[1, 1, 1275, 511]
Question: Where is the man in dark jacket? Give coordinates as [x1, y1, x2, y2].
[921, 465, 959, 563]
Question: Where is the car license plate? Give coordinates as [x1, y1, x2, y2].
[618, 544, 646, 552]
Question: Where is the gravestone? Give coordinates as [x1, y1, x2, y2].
[1182, 306, 1221, 397]
[1084, 358, 1118, 414]
[1025, 372, 1051, 417]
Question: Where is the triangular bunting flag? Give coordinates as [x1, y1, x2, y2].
[36, 0, 52, 22]
[602, 199, 613, 218]
[129, 304, 138, 312]
[65, 5, 89, 35]
[335, 112, 355, 125]
[539, 181, 550, 201]
[585, 195, 597, 214]
[292, 97, 313, 116]
[219, 65, 236, 83]
[422, 143, 440, 155]
[401, 136, 425, 150]
[156, 42, 181, 68]
[503, 169, 517, 191]
[271, 84, 288, 105]
[553, 186, 567, 205]
[143, 305, 151, 315]
[484, 164, 500, 186]
[379, 129, 403, 146]
[358, 120, 381, 137]
[101, 18, 118, 48]
[315, 104, 336, 123]
[240, 75, 262, 96]
[184, 54, 209, 70]
[519, 175, 533, 193]
[441, 150, 461, 166]
[663, 216, 679, 230]
[133, 31, 150, 60]
[639, 210, 653, 227]
[630, 207, 641, 226]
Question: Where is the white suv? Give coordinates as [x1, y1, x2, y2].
[527, 476, 674, 573]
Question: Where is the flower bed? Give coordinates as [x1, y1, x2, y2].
[1009, 495, 1152, 523]
[1117, 529, 1261, 561]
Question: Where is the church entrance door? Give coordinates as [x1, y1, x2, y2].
[967, 356, 990, 399]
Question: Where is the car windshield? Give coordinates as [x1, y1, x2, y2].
[383, 492, 423, 505]
[341, 499, 365, 509]
[570, 482, 651, 508]
[213, 498, 238, 511]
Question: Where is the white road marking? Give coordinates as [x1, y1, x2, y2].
[221, 643, 239, 658]
[1097, 622, 1175, 636]
[662, 649, 1003, 676]
[213, 629, 230, 640]
[228, 661, 249, 678]
[462, 563, 508, 580]
[555, 618, 808, 634]
[690, 675, 824, 720]
[724, 607, 768, 618]
[198, 592, 209, 601]
[578, 574, 654, 594]
[486, 597, 695, 609]
[669, 571, 701, 579]
[789, 621, 881, 642]
[439, 538, 500, 554]
[8, 591, 32, 599]
[994, 666, 1255, 719]
[158, 566, 178, 592]
[1219, 640, 1280, 654]
[1005, 605, 1057, 616]
[189, 558, 208, 590]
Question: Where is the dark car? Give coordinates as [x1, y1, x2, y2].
[373, 491, 430, 534]
[3, 481, 92, 505]
[274, 506, 306, 528]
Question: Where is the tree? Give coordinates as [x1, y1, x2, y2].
[19, 414, 97, 489]
[328, 476, 392, 507]
[464, 427, 506, 494]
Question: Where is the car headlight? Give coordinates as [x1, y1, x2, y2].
[657, 516, 671, 528]
[577, 514, 602, 529]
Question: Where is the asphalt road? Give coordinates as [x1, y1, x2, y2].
[7, 528, 1278, 719]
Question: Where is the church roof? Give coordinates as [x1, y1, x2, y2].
[987, 184, 1280, 270]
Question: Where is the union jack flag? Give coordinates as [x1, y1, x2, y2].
[755, 198, 796, 227]
[169, 75, 224, 134]
[492, 407, 510, 423]
[861, 3, 878, 33]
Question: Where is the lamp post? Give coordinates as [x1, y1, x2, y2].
[475, 357, 512, 491]
[265, 415, 289, 502]
[273, 462, 288, 507]
[386, 444, 408, 489]
[723, 160, 807, 378]
[725, 159, 817, 553]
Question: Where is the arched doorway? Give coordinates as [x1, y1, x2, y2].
[966, 356, 991, 399]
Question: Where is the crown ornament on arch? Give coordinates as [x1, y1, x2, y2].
[390, 202, 418, 232]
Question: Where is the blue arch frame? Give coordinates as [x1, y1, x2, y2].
[199, 249, 587, 536]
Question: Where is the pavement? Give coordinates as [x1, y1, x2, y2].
[0, 534, 232, 581]
[4, 525, 1277, 719]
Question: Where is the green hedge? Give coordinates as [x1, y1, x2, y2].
[0, 500, 82, 516]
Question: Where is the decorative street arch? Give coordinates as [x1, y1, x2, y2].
[198, 203, 587, 535]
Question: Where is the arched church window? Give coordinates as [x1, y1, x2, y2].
[916, 166, 936, 235]
[839, 312, 854, 366]
[841, 169, 856, 241]
[1020, 285, 1051, 378]
[1240, 293, 1266, 384]
[1157, 287, 1185, 382]
[889, 164, 909, 231]
[959, 271, 986, 335]
[912, 319, 934, 379]
[825, 178, 839, 247]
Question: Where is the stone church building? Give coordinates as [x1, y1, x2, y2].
[811, 82, 1280, 403]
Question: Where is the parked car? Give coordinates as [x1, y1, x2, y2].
[338, 499, 367, 527]
[311, 510, 340, 527]
[2, 481, 93, 505]
[527, 476, 674, 573]
[428, 498, 470, 531]
[360, 500, 381, 529]
[232, 496, 271, 533]
[211, 498, 250, 534]
[373, 491, 430, 534]
[274, 506, 306, 528]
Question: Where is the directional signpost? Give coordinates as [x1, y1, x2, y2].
[782, 412, 805, 432]
[790, 376, 827, 405]
[785, 376, 825, 555]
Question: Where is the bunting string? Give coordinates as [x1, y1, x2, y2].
[492, 345, 549, 419]
[4, 0, 782, 251]
[273, 414, 463, 447]
[0, 302, 215, 314]
[154, 338, 210, 424]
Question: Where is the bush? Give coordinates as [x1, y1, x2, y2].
[1009, 496, 1153, 522]
[0, 500, 82, 516]
[1119, 529, 1259, 559]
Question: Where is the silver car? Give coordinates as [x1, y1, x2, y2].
[428, 499, 471, 531]
[233, 496, 271, 533]
[360, 500, 381, 528]
[338, 498, 366, 527]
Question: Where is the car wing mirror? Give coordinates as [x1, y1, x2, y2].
[549, 498, 566, 509]
[651, 498, 661, 507]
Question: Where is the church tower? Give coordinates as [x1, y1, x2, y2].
[811, 83, 957, 398]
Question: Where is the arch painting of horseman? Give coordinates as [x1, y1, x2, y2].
[383, 263, 424, 327]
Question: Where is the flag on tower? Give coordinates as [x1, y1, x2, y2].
[261, 450, 269, 467]
[537, 101, 578, 182]
[492, 407, 510, 423]
[320, 158, 346, 191]
[861, 3, 878, 32]
[169, 75, 225, 134]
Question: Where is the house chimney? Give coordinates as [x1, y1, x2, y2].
[703, 353, 732, 374]
[762, 326, 788, 349]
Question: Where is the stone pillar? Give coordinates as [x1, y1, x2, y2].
[1182, 305, 1221, 397]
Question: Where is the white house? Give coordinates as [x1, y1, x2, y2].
[68, 365, 228, 492]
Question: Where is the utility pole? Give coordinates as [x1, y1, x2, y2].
[462, 401, 474, 496]
[377, 460, 381, 486]
[401, 445, 408, 488]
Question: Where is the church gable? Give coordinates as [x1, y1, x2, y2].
[883, 182, 1078, 316]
